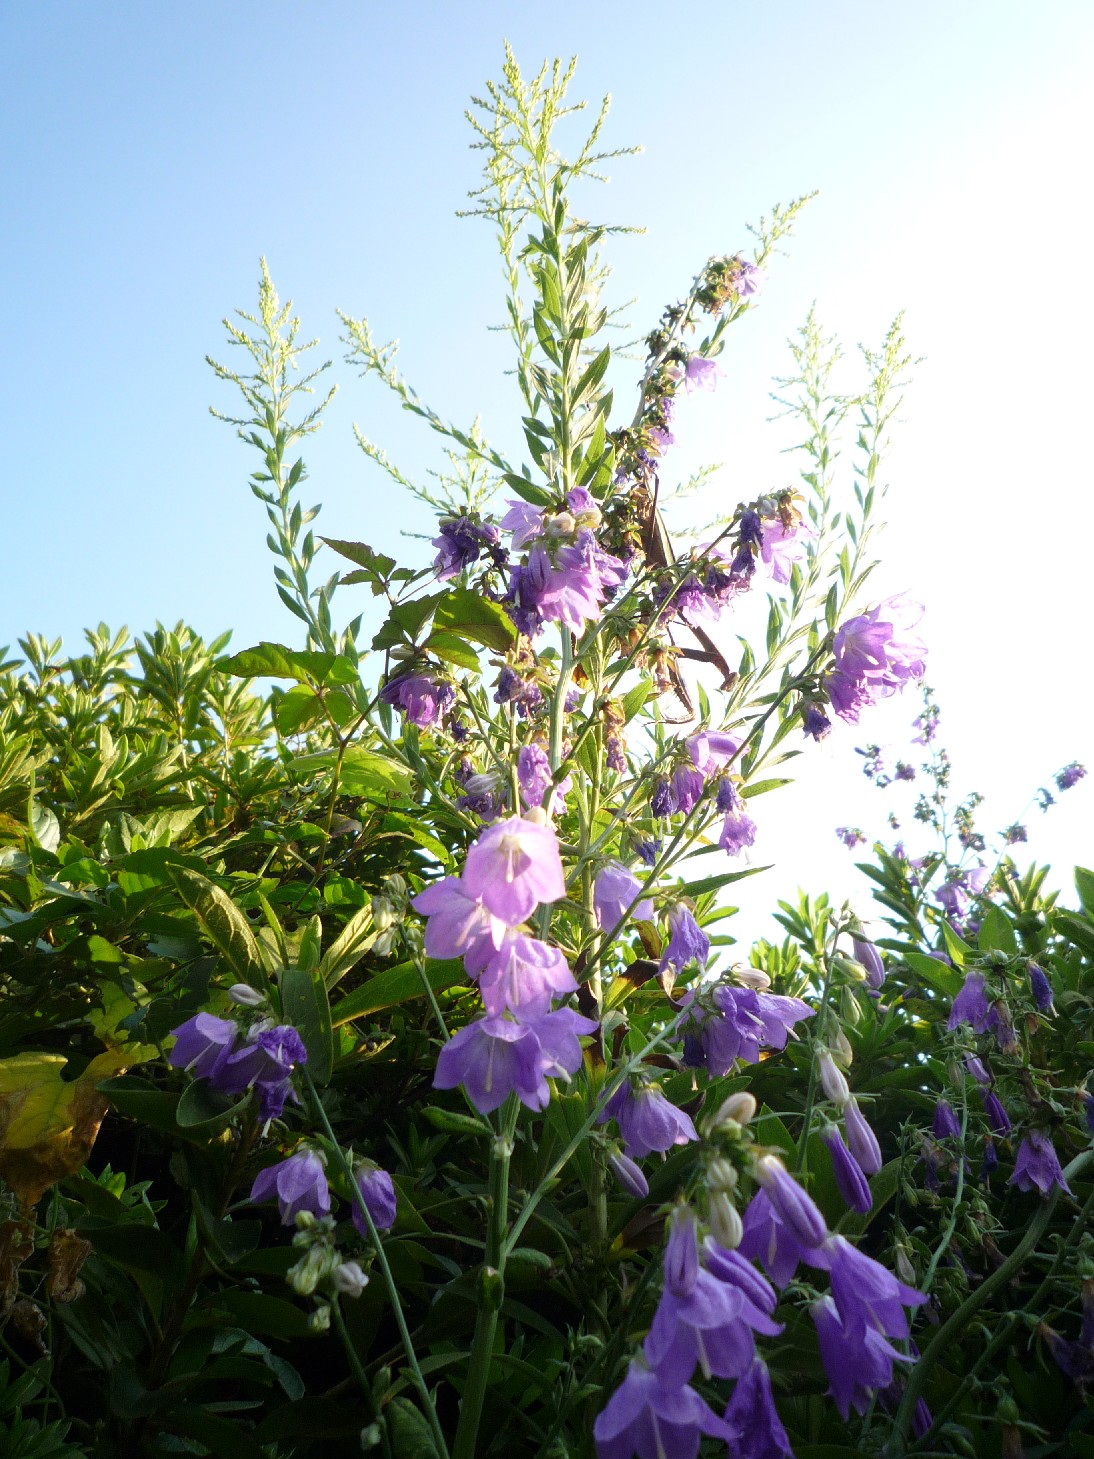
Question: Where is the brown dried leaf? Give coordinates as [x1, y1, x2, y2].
[47, 1227, 92, 1304]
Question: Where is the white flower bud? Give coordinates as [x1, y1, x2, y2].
[733, 967, 772, 992]
[332, 1260, 370, 1298]
[228, 984, 266, 1007]
[705, 1157, 739, 1194]
[707, 1191, 743, 1249]
[371, 897, 395, 932]
[830, 1027, 854, 1067]
[523, 805, 549, 827]
[817, 1048, 851, 1106]
[308, 1304, 331, 1333]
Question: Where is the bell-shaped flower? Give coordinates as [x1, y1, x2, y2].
[850, 935, 885, 989]
[434, 1007, 596, 1115]
[477, 933, 577, 1016]
[593, 1357, 732, 1459]
[599, 1082, 698, 1160]
[843, 1097, 883, 1176]
[701, 1241, 782, 1335]
[664, 1206, 701, 1298]
[716, 779, 757, 856]
[752, 1156, 828, 1249]
[659, 905, 709, 975]
[462, 815, 566, 925]
[822, 1125, 872, 1214]
[681, 983, 812, 1076]
[724, 1359, 794, 1459]
[812, 1295, 911, 1419]
[411, 875, 506, 970]
[168, 1013, 237, 1082]
[644, 1268, 757, 1388]
[738, 1188, 825, 1288]
[593, 862, 653, 933]
[686, 730, 741, 775]
[824, 594, 926, 723]
[823, 1234, 926, 1343]
[1010, 1129, 1072, 1197]
[981, 1090, 1012, 1136]
[353, 1162, 397, 1235]
[380, 673, 456, 729]
[218, 1023, 307, 1121]
[947, 972, 991, 1032]
[249, 1150, 330, 1226]
[607, 1151, 650, 1199]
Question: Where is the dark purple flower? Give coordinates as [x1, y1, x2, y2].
[981, 1138, 999, 1181]
[738, 1188, 824, 1288]
[813, 1295, 911, 1419]
[681, 983, 812, 1075]
[650, 778, 675, 818]
[843, 1097, 883, 1176]
[1010, 1129, 1072, 1197]
[645, 1268, 756, 1386]
[477, 932, 578, 1016]
[964, 1053, 992, 1086]
[822, 1125, 873, 1214]
[664, 1206, 701, 1297]
[825, 594, 927, 724]
[717, 781, 757, 857]
[462, 815, 565, 926]
[1055, 762, 1087, 792]
[380, 673, 456, 729]
[353, 1163, 396, 1235]
[608, 1151, 650, 1199]
[593, 1358, 732, 1459]
[659, 905, 709, 975]
[802, 701, 832, 741]
[600, 1081, 698, 1159]
[249, 1151, 330, 1226]
[701, 1242, 781, 1324]
[948, 972, 990, 1033]
[431, 516, 499, 579]
[1029, 963, 1054, 1012]
[684, 355, 722, 394]
[670, 763, 706, 815]
[412, 875, 506, 969]
[724, 1359, 793, 1459]
[636, 839, 661, 868]
[981, 1090, 1011, 1136]
[823, 1234, 926, 1343]
[753, 1156, 828, 1248]
[168, 1013, 237, 1081]
[218, 1023, 307, 1120]
[851, 936, 885, 989]
[434, 1007, 597, 1114]
[594, 862, 653, 933]
[932, 1101, 961, 1141]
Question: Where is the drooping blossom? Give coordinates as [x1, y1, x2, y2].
[716, 779, 757, 856]
[168, 1013, 238, 1082]
[1055, 762, 1087, 792]
[218, 1023, 308, 1121]
[723, 1359, 793, 1459]
[802, 701, 832, 741]
[1029, 963, 1054, 1013]
[932, 1101, 961, 1141]
[824, 594, 927, 724]
[981, 1090, 1011, 1136]
[593, 1357, 732, 1459]
[843, 1097, 883, 1176]
[644, 1268, 757, 1388]
[684, 355, 723, 393]
[738, 1188, 824, 1288]
[434, 1007, 597, 1115]
[822, 1125, 872, 1214]
[332, 1260, 370, 1297]
[669, 762, 706, 815]
[431, 515, 501, 579]
[823, 1234, 926, 1343]
[964, 1053, 992, 1086]
[517, 744, 553, 810]
[817, 1048, 851, 1106]
[850, 936, 885, 989]
[599, 1082, 698, 1160]
[836, 826, 867, 849]
[701, 1242, 781, 1331]
[608, 1151, 650, 1199]
[353, 1163, 397, 1235]
[752, 1156, 828, 1249]
[734, 259, 765, 297]
[249, 1151, 330, 1226]
[499, 499, 546, 549]
[759, 518, 806, 585]
[686, 730, 742, 775]
[659, 905, 709, 975]
[411, 875, 506, 970]
[1010, 1129, 1072, 1197]
[681, 983, 813, 1076]
[461, 815, 566, 925]
[812, 1295, 911, 1419]
[664, 1206, 701, 1297]
[380, 673, 456, 730]
[948, 972, 991, 1032]
[477, 933, 578, 1016]
[593, 862, 654, 933]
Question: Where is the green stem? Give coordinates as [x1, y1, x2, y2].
[301, 1068, 451, 1459]
[331, 1299, 393, 1459]
[452, 1104, 517, 1459]
[889, 1147, 1094, 1452]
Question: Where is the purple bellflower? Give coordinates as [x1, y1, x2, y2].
[738, 1187, 824, 1288]
[964, 1053, 992, 1086]
[499, 499, 546, 549]
[812, 1295, 911, 1419]
[431, 516, 500, 579]
[593, 1357, 732, 1459]
[843, 1096, 883, 1176]
[851, 936, 885, 989]
[802, 701, 832, 741]
[664, 1206, 701, 1297]
[411, 875, 506, 971]
[753, 1156, 828, 1249]
[594, 862, 654, 932]
[353, 1163, 397, 1236]
[759, 519, 806, 586]
[717, 779, 757, 856]
[608, 1151, 650, 1199]
[1011, 1129, 1073, 1197]
[822, 1124, 873, 1214]
[669, 762, 706, 815]
[1029, 962, 1054, 1012]
[981, 1090, 1012, 1136]
[824, 594, 927, 724]
[948, 972, 991, 1032]
[249, 1150, 330, 1226]
[659, 905, 709, 975]
[702, 1242, 781, 1330]
[599, 1082, 699, 1160]
[461, 815, 566, 925]
[218, 1023, 307, 1121]
[932, 1101, 961, 1141]
[168, 1013, 237, 1082]
[684, 355, 723, 393]
[380, 673, 456, 730]
[644, 1267, 758, 1387]
[516, 744, 552, 810]
[823, 1234, 926, 1343]
[681, 983, 813, 1076]
[724, 1359, 794, 1459]
[477, 933, 578, 1016]
[434, 1007, 597, 1115]
[686, 730, 742, 775]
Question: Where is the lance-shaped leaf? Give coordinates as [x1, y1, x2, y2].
[218, 641, 360, 688]
[165, 865, 271, 989]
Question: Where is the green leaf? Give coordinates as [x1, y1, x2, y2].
[502, 472, 553, 507]
[424, 630, 481, 671]
[432, 588, 517, 652]
[291, 746, 413, 799]
[86, 1225, 184, 1285]
[320, 538, 397, 593]
[740, 778, 792, 799]
[421, 1106, 492, 1136]
[332, 959, 465, 1025]
[1056, 911, 1094, 960]
[1075, 866, 1094, 919]
[977, 905, 1017, 955]
[941, 919, 972, 967]
[161, 1405, 268, 1459]
[98, 1076, 182, 1137]
[902, 950, 963, 997]
[317, 907, 378, 990]
[165, 866, 270, 990]
[388, 1397, 443, 1459]
[28, 798, 61, 854]
[175, 1079, 252, 1134]
[372, 594, 445, 651]
[683, 865, 772, 898]
[219, 641, 359, 687]
[209, 1290, 313, 1340]
[280, 966, 334, 1085]
[274, 685, 324, 735]
[572, 345, 610, 407]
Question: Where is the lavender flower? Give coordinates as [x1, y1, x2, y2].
[822, 1124, 873, 1214]
[684, 355, 722, 393]
[802, 701, 832, 741]
[593, 1358, 732, 1459]
[1029, 962, 1054, 1012]
[168, 1013, 237, 1081]
[517, 743, 552, 810]
[824, 594, 927, 724]
[739, 1189, 821, 1287]
[608, 1151, 650, 1199]
[981, 1090, 1011, 1136]
[1010, 1129, 1073, 1197]
[1055, 762, 1087, 792]
[477, 933, 578, 1016]
[659, 905, 709, 975]
[664, 1206, 701, 1297]
[717, 780, 757, 856]
[599, 1082, 698, 1160]
[823, 1234, 926, 1342]
[380, 673, 456, 729]
[218, 1024, 307, 1121]
[948, 972, 991, 1032]
[249, 1151, 330, 1226]
[843, 1097, 883, 1176]
[434, 1007, 597, 1115]
[724, 1359, 793, 1459]
[851, 936, 885, 989]
[686, 730, 742, 776]
[681, 983, 812, 1075]
[753, 1156, 828, 1249]
[964, 1053, 992, 1086]
[932, 1100, 961, 1141]
[644, 1268, 757, 1386]
[812, 1295, 911, 1419]
[411, 875, 505, 970]
[353, 1163, 397, 1235]
[593, 862, 654, 933]
[650, 778, 674, 818]
[431, 516, 500, 579]
[759, 519, 806, 586]
[461, 815, 566, 925]
[499, 499, 546, 549]
[836, 826, 867, 849]
[669, 762, 705, 815]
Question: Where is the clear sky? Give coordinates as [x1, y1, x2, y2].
[3, 1, 1091, 940]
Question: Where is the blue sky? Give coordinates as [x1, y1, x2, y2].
[3, 2, 1091, 935]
